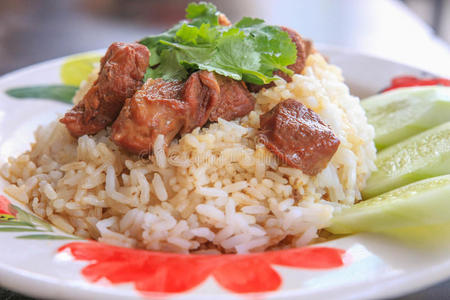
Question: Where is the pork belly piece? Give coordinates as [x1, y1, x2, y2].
[111, 70, 255, 154]
[182, 70, 255, 132]
[248, 27, 311, 93]
[209, 73, 255, 122]
[111, 79, 186, 155]
[182, 70, 221, 133]
[258, 99, 340, 176]
[60, 42, 150, 137]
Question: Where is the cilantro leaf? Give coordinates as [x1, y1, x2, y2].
[159, 40, 220, 75]
[140, 26, 179, 66]
[235, 17, 265, 28]
[176, 24, 199, 44]
[237, 17, 297, 75]
[175, 23, 219, 46]
[138, 2, 298, 85]
[162, 28, 271, 84]
[186, 2, 219, 26]
[144, 50, 188, 82]
[197, 24, 220, 44]
[212, 30, 268, 84]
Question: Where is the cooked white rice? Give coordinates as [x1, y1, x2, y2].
[1, 54, 376, 253]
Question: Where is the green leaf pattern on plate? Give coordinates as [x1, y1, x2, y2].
[0, 227, 44, 232]
[0, 195, 82, 240]
[4, 52, 101, 103]
[17, 234, 82, 240]
[5, 85, 78, 103]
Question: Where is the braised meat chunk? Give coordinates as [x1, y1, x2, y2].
[111, 79, 186, 154]
[209, 74, 255, 121]
[182, 70, 221, 133]
[183, 70, 255, 131]
[60, 42, 150, 137]
[258, 99, 340, 176]
[111, 70, 255, 154]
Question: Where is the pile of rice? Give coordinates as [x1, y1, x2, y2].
[1, 54, 376, 254]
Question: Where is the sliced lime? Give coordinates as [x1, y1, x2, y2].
[328, 175, 450, 234]
[362, 121, 450, 199]
[362, 86, 450, 150]
[60, 53, 101, 86]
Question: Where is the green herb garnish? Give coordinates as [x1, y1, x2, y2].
[139, 2, 297, 84]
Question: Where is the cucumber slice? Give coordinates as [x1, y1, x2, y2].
[380, 223, 450, 247]
[328, 175, 450, 234]
[362, 86, 450, 150]
[362, 121, 450, 199]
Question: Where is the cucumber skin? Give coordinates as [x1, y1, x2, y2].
[362, 121, 450, 199]
[362, 86, 450, 150]
[328, 175, 450, 234]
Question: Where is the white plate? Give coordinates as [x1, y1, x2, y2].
[0, 46, 449, 300]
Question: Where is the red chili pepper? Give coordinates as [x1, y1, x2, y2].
[382, 76, 450, 92]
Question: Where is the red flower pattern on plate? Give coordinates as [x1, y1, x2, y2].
[59, 242, 346, 295]
[0, 195, 16, 217]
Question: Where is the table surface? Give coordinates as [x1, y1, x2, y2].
[0, 0, 449, 299]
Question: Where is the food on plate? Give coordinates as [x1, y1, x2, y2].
[362, 86, 450, 149]
[110, 78, 186, 154]
[363, 121, 450, 199]
[1, 2, 377, 253]
[111, 70, 255, 155]
[61, 42, 150, 137]
[258, 99, 340, 176]
[329, 174, 450, 234]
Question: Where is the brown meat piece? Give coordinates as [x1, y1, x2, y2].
[258, 99, 340, 176]
[182, 70, 255, 131]
[248, 27, 310, 93]
[209, 74, 255, 121]
[111, 71, 255, 154]
[303, 39, 315, 57]
[60, 42, 150, 137]
[111, 79, 185, 155]
[182, 70, 220, 132]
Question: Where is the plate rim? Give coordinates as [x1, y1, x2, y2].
[0, 45, 449, 300]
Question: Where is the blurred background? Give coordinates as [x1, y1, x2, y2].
[0, 0, 450, 76]
[0, 0, 449, 299]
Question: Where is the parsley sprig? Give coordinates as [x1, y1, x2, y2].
[139, 2, 297, 84]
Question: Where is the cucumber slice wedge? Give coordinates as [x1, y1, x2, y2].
[362, 121, 450, 199]
[328, 175, 450, 234]
[362, 86, 450, 150]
